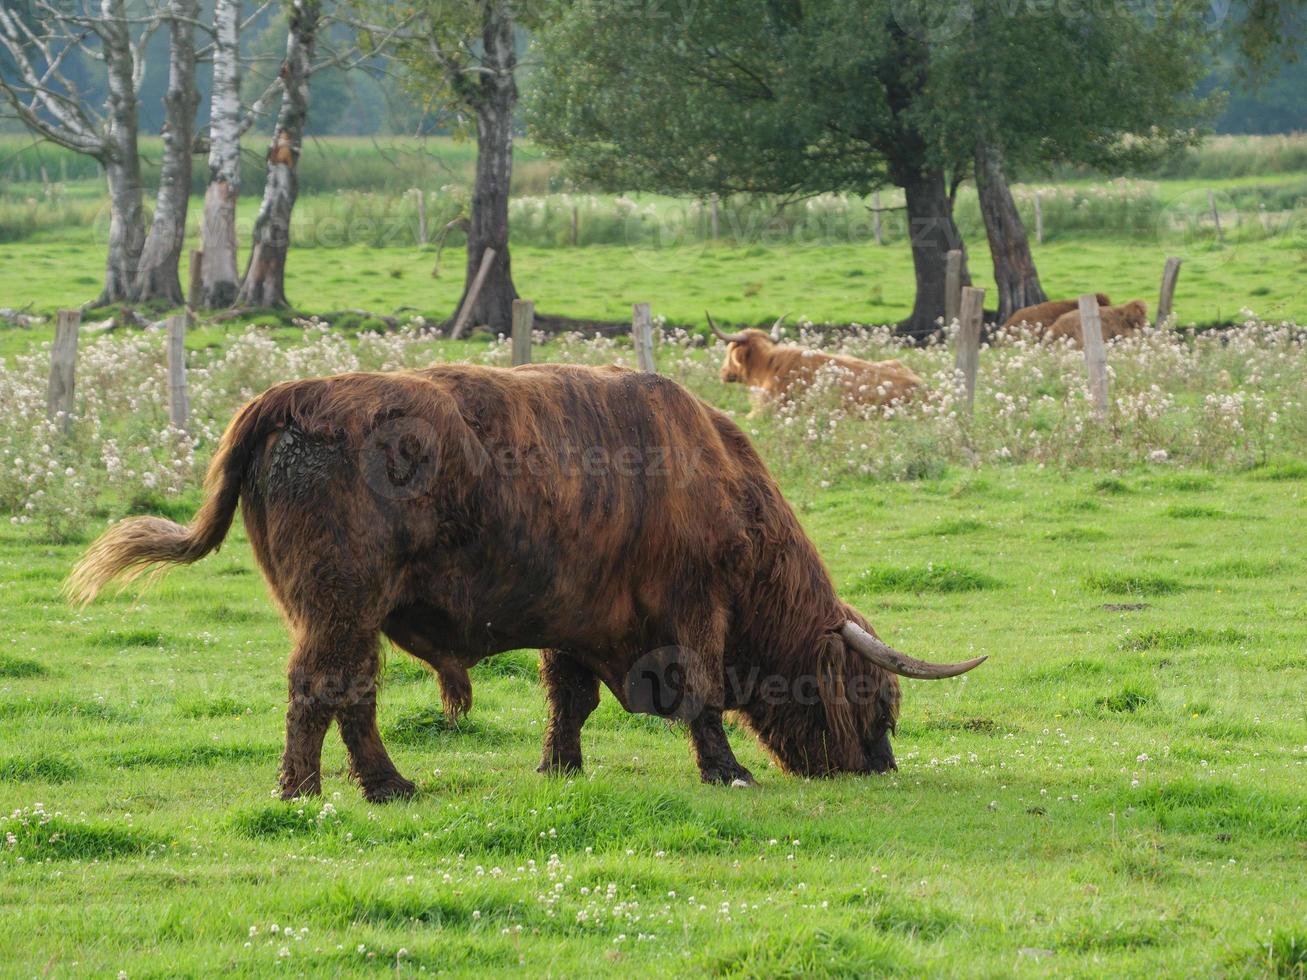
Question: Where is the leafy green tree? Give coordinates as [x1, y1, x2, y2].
[529, 0, 1217, 335]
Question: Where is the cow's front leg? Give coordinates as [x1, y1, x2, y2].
[678, 611, 755, 786]
[538, 649, 600, 775]
[690, 706, 755, 786]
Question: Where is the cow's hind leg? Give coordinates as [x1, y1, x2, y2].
[538, 650, 600, 775]
[281, 624, 413, 802]
[336, 635, 415, 802]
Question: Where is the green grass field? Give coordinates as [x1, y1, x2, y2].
[2, 229, 1304, 336]
[2, 465, 1305, 976]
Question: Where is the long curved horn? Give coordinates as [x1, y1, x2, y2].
[706, 311, 745, 344]
[770, 313, 789, 342]
[841, 621, 986, 680]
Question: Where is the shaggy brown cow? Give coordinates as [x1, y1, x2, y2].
[709, 315, 922, 416]
[1044, 299, 1149, 347]
[1000, 293, 1113, 336]
[68, 364, 982, 801]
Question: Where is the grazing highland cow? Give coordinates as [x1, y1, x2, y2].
[1044, 299, 1149, 347]
[1000, 293, 1113, 337]
[709, 315, 922, 416]
[68, 364, 982, 801]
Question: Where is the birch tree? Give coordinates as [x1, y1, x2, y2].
[131, 0, 201, 305]
[0, 0, 151, 305]
[236, 0, 321, 308]
[200, 0, 244, 308]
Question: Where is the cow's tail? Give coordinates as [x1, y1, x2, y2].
[66, 391, 277, 606]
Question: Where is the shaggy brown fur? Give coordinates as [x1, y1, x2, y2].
[718, 330, 922, 416]
[1000, 293, 1113, 336]
[1044, 299, 1149, 347]
[69, 364, 914, 801]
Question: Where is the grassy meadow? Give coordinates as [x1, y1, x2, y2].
[2, 134, 1306, 328]
[1, 464, 1305, 975]
[1, 132, 1306, 976]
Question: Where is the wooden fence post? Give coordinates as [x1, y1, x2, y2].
[1034, 191, 1044, 244]
[450, 246, 498, 339]
[166, 314, 189, 432]
[1078, 294, 1109, 420]
[1207, 190, 1224, 243]
[412, 189, 428, 246]
[511, 299, 533, 366]
[1157, 256, 1182, 324]
[46, 309, 80, 432]
[944, 249, 963, 326]
[955, 286, 984, 413]
[872, 190, 884, 246]
[632, 302, 656, 373]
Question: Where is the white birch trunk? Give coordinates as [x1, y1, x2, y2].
[238, 0, 318, 308]
[132, 0, 200, 305]
[98, 0, 146, 306]
[200, 0, 242, 308]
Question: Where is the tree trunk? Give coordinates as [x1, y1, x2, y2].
[131, 0, 200, 305]
[96, 0, 145, 306]
[974, 141, 1045, 323]
[451, 1, 519, 332]
[200, 0, 242, 308]
[900, 169, 969, 341]
[237, 0, 318, 309]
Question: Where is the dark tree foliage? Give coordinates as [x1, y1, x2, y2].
[529, 0, 1217, 336]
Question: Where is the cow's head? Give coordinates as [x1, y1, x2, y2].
[736, 610, 984, 776]
[1120, 299, 1148, 330]
[708, 313, 787, 385]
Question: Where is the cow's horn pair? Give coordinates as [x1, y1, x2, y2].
[840, 621, 986, 680]
[705, 311, 789, 344]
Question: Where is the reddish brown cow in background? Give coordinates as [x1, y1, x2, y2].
[1001, 293, 1113, 336]
[1044, 299, 1149, 347]
[710, 315, 922, 416]
[68, 364, 982, 801]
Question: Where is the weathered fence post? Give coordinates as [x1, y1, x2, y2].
[1207, 190, 1224, 243]
[411, 188, 428, 246]
[511, 299, 533, 366]
[1078, 294, 1109, 420]
[1157, 256, 1182, 324]
[450, 246, 498, 339]
[166, 314, 189, 433]
[632, 302, 656, 373]
[955, 286, 984, 413]
[46, 309, 80, 432]
[1034, 191, 1044, 244]
[872, 190, 884, 246]
[944, 249, 963, 327]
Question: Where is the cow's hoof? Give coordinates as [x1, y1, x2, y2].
[701, 764, 755, 787]
[278, 775, 321, 800]
[537, 757, 583, 777]
[361, 774, 416, 803]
